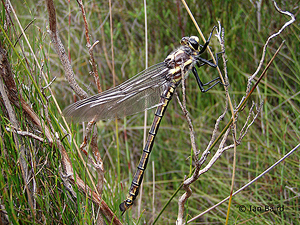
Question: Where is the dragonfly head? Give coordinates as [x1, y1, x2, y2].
[180, 36, 200, 51]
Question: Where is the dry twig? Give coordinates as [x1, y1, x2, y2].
[46, 0, 88, 100]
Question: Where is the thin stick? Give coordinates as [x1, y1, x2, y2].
[246, 0, 295, 94]
[138, 0, 149, 216]
[77, 0, 102, 93]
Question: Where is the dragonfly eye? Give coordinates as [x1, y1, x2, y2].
[189, 36, 200, 50]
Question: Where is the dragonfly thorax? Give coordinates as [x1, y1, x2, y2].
[164, 43, 199, 84]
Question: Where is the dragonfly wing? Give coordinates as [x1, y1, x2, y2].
[63, 62, 170, 122]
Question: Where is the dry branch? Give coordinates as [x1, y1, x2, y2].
[76, 0, 102, 93]
[46, 0, 88, 100]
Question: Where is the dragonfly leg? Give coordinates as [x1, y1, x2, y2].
[199, 26, 218, 54]
[192, 67, 223, 93]
[193, 49, 227, 92]
[196, 51, 223, 68]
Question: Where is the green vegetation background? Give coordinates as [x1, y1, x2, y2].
[0, 0, 299, 224]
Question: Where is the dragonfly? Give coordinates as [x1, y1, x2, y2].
[63, 26, 223, 214]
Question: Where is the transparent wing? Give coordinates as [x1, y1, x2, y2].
[63, 62, 170, 122]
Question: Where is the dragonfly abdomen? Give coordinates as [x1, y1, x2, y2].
[119, 82, 177, 213]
